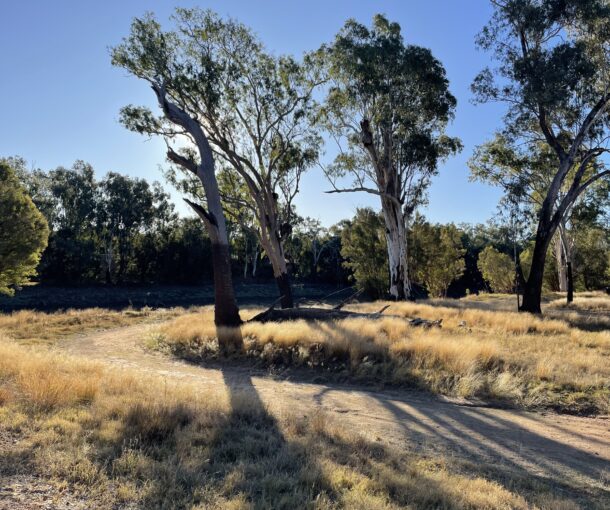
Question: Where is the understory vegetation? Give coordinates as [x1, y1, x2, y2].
[0, 336, 603, 509]
[158, 294, 610, 415]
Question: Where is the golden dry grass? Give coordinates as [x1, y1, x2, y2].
[0, 306, 183, 344]
[548, 292, 610, 312]
[0, 335, 598, 509]
[160, 296, 610, 414]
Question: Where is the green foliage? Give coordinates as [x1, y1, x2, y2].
[477, 246, 515, 294]
[112, 8, 321, 262]
[14, 160, 206, 285]
[320, 14, 461, 212]
[473, 0, 610, 140]
[411, 220, 465, 297]
[573, 227, 609, 290]
[0, 162, 49, 295]
[339, 208, 388, 299]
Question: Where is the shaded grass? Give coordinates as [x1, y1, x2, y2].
[0, 337, 601, 509]
[160, 296, 610, 415]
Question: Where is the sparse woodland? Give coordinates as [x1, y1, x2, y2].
[1, 1, 610, 509]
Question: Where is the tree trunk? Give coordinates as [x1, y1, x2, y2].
[211, 242, 242, 330]
[259, 216, 294, 308]
[252, 245, 258, 278]
[381, 197, 410, 300]
[153, 86, 242, 350]
[566, 260, 574, 303]
[243, 237, 248, 279]
[275, 272, 293, 310]
[104, 241, 113, 285]
[554, 236, 568, 292]
[520, 226, 553, 314]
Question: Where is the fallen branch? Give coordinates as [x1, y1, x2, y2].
[333, 289, 363, 310]
[408, 318, 442, 328]
[247, 303, 442, 327]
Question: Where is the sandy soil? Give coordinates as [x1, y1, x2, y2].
[59, 322, 610, 498]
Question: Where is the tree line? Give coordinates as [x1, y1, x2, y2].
[2, 156, 607, 302]
[1, 1, 609, 334]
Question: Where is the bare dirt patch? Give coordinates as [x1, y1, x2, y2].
[60, 322, 610, 501]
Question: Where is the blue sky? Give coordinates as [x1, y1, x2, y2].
[0, 0, 505, 226]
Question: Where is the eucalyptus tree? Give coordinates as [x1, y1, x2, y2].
[112, 11, 243, 329]
[319, 14, 461, 300]
[472, 0, 610, 313]
[114, 9, 321, 310]
[470, 137, 593, 301]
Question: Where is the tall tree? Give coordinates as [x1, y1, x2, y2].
[116, 9, 321, 309]
[410, 221, 465, 298]
[25, 161, 100, 284]
[0, 162, 49, 295]
[112, 11, 242, 331]
[339, 208, 388, 299]
[319, 14, 461, 299]
[472, 0, 610, 312]
[478, 246, 515, 293]
[97, 173, 175, 283]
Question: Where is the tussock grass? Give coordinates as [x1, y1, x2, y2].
[0, 306, 182, 344]
[549, 292, 610, 312]
[0, 336, 597, 509]
[161, 297, 610, 414]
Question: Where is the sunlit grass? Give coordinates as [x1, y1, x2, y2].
[0, 336, 580, 509]
[161, 295, 610, 414]
[0, 306, 184, 345]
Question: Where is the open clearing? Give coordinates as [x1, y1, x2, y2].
[1, 294, 609, 508]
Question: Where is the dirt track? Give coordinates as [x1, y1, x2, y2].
[61, 322, 610, 497]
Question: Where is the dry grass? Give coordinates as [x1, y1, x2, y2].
[0, 336, 599, 509]
[160, 295, 610, 414]
[548, 292, 610, 312]
[0, 306, 183, 344]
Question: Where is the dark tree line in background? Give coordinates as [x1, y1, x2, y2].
[2, 2, 609, 318]
[4, 154, 608, 300]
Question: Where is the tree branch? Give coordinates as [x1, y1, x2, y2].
[184, 198, 217, 228]
[166, 146, 198, 175]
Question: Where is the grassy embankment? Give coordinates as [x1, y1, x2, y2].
[158, 293, 610, 415]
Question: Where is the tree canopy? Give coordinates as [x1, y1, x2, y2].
[319, 14, 461, 299]
[0, 162, 49, 295]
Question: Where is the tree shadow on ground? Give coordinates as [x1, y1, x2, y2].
[168, 319, 609, 508]
[88, 326, 481, 509]
[346, 390, 609, 507]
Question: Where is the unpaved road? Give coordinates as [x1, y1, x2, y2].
[61, 322, 610, 497]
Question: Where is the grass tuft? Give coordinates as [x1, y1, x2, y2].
[160, 295, 610, 414]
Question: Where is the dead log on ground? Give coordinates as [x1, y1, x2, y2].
[249, 298, 392, 323]
[408, 318, 443, 328]
[249, 301, 441, 328]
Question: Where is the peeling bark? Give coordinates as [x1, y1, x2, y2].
[382, 197, 410, 300]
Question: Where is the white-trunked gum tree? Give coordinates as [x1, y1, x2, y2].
[318, 15, 461, 300]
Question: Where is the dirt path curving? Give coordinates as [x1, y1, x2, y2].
[61, 322, 610, 497]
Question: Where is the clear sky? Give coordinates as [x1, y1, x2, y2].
[0, 0, 506, 227]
